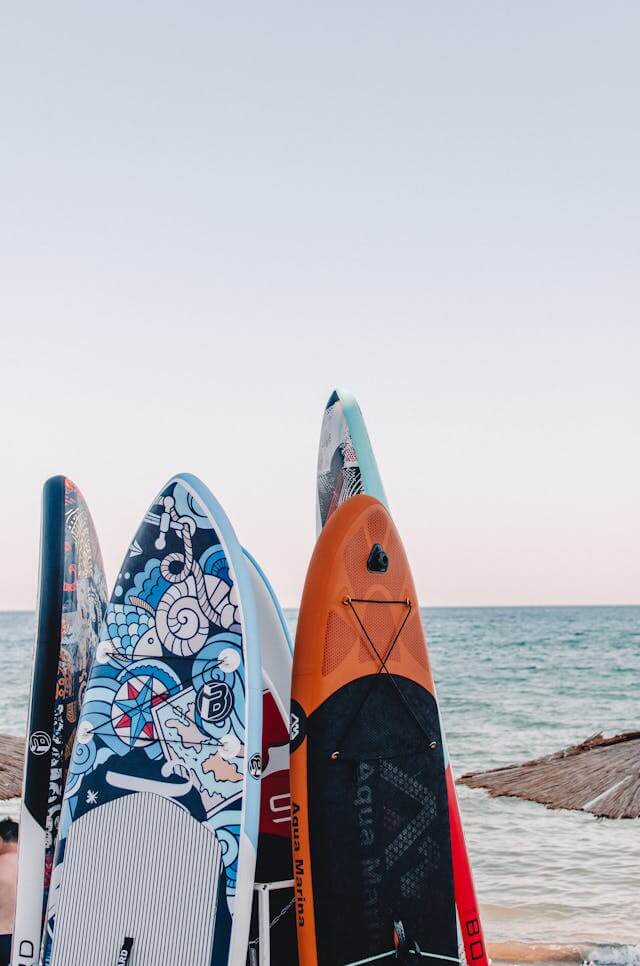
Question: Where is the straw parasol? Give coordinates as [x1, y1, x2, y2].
[0, 735, 24, 801]
[458, 731, 640, 819]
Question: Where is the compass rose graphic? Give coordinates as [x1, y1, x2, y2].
[111, 672, 169, 747]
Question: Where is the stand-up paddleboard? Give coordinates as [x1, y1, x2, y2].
[315, 391, 488, 966]
[291, 495, 457, 965]
[244, 552, 297, 965]
[316, 389, 387, 533]
[41, 474, 262, 966]
[13, 477, 107, 966]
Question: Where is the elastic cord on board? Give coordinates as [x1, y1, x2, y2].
[329, 596, 437, 761]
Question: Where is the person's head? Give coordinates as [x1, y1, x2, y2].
[0, 819, 18, 851]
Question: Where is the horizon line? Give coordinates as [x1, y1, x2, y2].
[1, 602, 639, 615]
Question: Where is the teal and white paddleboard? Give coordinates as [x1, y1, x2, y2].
[316, 389, 387, 534]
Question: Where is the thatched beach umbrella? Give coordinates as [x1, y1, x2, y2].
[459, 731, 640, 819]
[0, 735, 24, 801]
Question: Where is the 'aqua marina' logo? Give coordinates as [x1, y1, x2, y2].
[29, 731, 51, 755]
[248, 753, 262, 778]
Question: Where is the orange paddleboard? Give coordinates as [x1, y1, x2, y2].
[290, 494, 458, 966]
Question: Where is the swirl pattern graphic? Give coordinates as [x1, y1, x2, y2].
[156, 583, 209, 656]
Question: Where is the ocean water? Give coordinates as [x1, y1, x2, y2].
[419, 606, 640, 964]
[2, 607, 639, 962]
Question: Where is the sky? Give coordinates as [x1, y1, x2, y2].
[1, 2, 638, 609]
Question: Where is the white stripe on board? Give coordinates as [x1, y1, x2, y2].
[343, 951, 395, 965]
[345, 950, 461, 965]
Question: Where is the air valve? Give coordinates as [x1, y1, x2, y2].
[367, 543, 389, 573]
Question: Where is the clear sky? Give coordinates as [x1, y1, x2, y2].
[1, 3, 638, 609]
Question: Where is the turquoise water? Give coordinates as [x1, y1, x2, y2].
[2, 607, 639, 958]
[420, 606, 640, 956]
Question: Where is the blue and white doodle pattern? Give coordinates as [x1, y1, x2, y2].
[42, 482, 248, 963]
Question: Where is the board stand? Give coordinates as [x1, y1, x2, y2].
[250, 879, 295, 966]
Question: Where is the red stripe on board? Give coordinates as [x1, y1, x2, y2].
[446, 766, 489, 966]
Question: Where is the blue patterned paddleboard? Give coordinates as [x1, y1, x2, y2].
[41, 474, 262, 966]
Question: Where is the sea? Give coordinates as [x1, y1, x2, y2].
[1, 606, 638, 965]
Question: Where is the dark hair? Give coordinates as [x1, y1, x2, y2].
[0, 819, 18, 843]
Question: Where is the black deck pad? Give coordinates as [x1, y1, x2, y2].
[307, 674, 457, 965]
